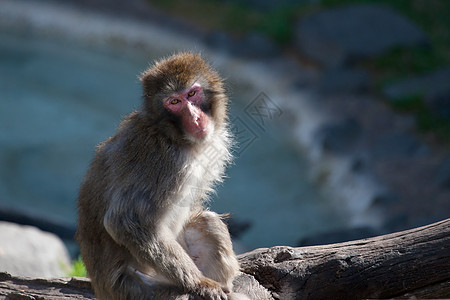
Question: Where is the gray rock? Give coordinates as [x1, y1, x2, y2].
[318, 67, 370, 94]
[295, 4, 428, 67]
[204, 31, 235, 54]
[0, 222, 71, 277]
[371, 192, 399, 207]
[316, 118, 361, 153]
[205, 31, 280, 59]
[384, 68, 450, 101]
[237, 32, 280, 59]
[373, 132, 428, 159]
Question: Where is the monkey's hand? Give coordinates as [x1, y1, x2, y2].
[194, 277, 229, 300]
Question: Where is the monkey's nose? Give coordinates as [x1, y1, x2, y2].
[193, 115, 200, 125]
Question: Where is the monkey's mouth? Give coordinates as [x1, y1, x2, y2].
[190, 127, 208, 139]
[183, 114, 210, 140]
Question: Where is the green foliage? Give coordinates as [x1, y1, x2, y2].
[69, 256, 87, 277]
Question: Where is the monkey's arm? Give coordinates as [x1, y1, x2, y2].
[184, 211, 240, 291]
[103, 197, 226, 298]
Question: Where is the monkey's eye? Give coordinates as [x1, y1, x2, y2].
[170, 99, 181, 105]
[187, 90, 196, 97]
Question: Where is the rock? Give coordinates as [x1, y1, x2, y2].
[0, 222, 71, 277]
[236, 32, 280, 59]
[205, 31, 280, 59]
[373, 132, 428, 159]
[204, 30, 235, 54]
[350, 155, 368, 173]
[318, 67, 370, 94]
[371, 192, 399, 207]
[0, 205, 76, 240]
[384, 68, 450, 102]
[316, 118, 361, 153]
[294, 4, 428, 67]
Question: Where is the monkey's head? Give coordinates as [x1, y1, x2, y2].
[140, 53, 228, 144]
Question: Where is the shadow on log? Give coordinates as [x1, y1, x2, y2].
[1, 218, 449, 299]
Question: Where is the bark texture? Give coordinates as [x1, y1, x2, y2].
[1, 218, 449, 299]
[239, 218, 450, 299]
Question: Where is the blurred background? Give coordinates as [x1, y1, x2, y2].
[0, 0, 449, 277]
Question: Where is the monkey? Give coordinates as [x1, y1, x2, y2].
[76, 52, 250, 300]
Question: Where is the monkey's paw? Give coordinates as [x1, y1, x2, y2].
[195, 278, 228, 300]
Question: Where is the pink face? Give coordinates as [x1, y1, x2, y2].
[164, 83, 210, 140]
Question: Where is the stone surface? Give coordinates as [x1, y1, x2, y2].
[318, 67, 370, 94]
[0, 222, 71, 277]
[372, 132, 428, 159]
[316, 118, 362, 153]
[237, 32, 280, 59]
[205, 31, 280, 59]
[384, 68, 450, 101]
[295, 4, 428, 66]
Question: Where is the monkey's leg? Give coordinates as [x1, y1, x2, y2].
[183, 211, 240, 292]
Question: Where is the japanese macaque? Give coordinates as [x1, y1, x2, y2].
[76, 53, 249, 300]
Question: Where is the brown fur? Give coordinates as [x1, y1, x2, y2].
[76, 53, 243, 300]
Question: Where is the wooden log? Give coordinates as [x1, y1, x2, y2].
[239, 218, 450, 299]
[1, 219, 449, 299]
[0, 272, 94, 299]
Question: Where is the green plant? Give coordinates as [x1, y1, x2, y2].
[69, 256, 87, 277]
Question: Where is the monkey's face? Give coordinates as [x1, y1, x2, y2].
[140, 53, 228, 144]
[163, 82, 213, 141]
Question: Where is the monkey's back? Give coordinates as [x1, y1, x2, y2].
[75, 113, 194, 297]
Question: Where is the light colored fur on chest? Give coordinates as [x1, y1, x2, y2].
[163, 159, 209, 237]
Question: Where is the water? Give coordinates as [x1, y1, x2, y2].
[0, 29, 344, 250]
